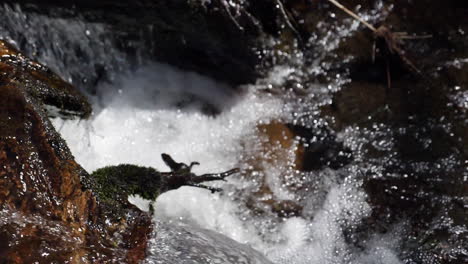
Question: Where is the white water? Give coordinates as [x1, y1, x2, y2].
[1, 1, 465, 262]
[52, 62, 402, 264]
[0, 3, 403, 263]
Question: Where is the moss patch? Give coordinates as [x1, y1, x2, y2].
[90, 164, 163, 217]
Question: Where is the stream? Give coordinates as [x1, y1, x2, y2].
[0, 2, 466, 264]
[52, 62, 399, 264]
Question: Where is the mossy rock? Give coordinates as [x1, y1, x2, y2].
[91, 164, 163, 203]
[89, 154, 239, 218]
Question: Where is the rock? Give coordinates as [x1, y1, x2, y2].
[0, 0, 296, 86]
[145, 221, 274, 264]
[287, 1, 468, 262]
[257, 121, 304, 171]
[241, 121, 352, 217]
[0, 41, 151, 263]
[230, 1, 468, 261]
[241, 121, 304, 217]
[0, 40, 92, 118]
[289, 124, 353, 171]
[0, 58, 239, 262]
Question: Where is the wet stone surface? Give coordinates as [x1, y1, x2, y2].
[0, 41, 151, 263]
[0, 0, 288, 87]
[144, 221, 274, 264]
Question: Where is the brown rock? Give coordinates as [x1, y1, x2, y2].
[257, 121, 304, 171]
[0, 41, 151, 263]
[241, 121, 304, 217]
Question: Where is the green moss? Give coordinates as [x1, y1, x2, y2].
[88, 155, 238, 219]
[89, 164, 164, 219]
[91, 164, 163, 201]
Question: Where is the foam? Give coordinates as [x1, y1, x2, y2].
[53, 63, 402, 264]
[53, 63, 284, 174]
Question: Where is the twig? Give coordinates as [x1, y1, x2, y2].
[396, 34, 433, 40]
[275, 0, 304, 46]
[220, 0, 244, 32]
[325, 0, 377, 32]
[325, 0, 427, 76]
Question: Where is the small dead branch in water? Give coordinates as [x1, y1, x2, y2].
[275, 0, 304, 47]
[326, 0, 377, 32]
[324, 0, 432, 87]
[161, 153, 240, 193]
[220, 0, 245, 31]
[373, 26, 430, 75]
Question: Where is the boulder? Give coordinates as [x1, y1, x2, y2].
[0, 42, 242, 261]
[0, 40, 151, 263]
[240, 121, 304, 217]
[0, 0, 296, 86]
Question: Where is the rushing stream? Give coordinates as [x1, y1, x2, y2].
[50, 62, 402, 264]
[50, 61, 403, 263]
[1, 2, 466, 264]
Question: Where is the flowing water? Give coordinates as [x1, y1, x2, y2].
[1, 3, 466, 264]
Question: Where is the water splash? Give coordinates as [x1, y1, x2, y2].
[50, 61, 404, 263]
[0, 3, 144, 93]
[2, 1, 465, 263]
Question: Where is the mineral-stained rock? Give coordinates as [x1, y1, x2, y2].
[240, 121, 305, 217]
[0, 41, 151, 263]
[241, 121, 353, 217]
[0, 41, 242, 261]
[256, 121, 304, 171]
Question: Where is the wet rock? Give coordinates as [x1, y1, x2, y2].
[0, 42, 151, 263]
[289, 124, 353, 171]
[241, 121, 352, 217]
[0, 40, 92, 118]
[288, 1, 468, 262]
[145, 221, 274, 264]
[234, 1, 468, 262]
[240, 121, 304, 217]
[0, 0, 295, 86]
[257, 121, 304, 171]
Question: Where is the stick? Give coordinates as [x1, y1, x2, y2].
[325, 0, 377, 32]
[276, 0, 304, 46]
[195, 168, 240, 183]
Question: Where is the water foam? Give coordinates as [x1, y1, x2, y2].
[53, 63, 283, 173]
[53, 63, 402, 264]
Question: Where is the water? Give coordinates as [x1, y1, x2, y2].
[0, 3, 142, 94]
[144, 221, 274, 264]
[1, 2, 466, 263]
[47, 61, 402, 263]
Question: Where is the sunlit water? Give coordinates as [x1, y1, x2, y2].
[1, 2, 466, 263]
[48, 62, 401, 264]
[0, 3, 403, 263]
